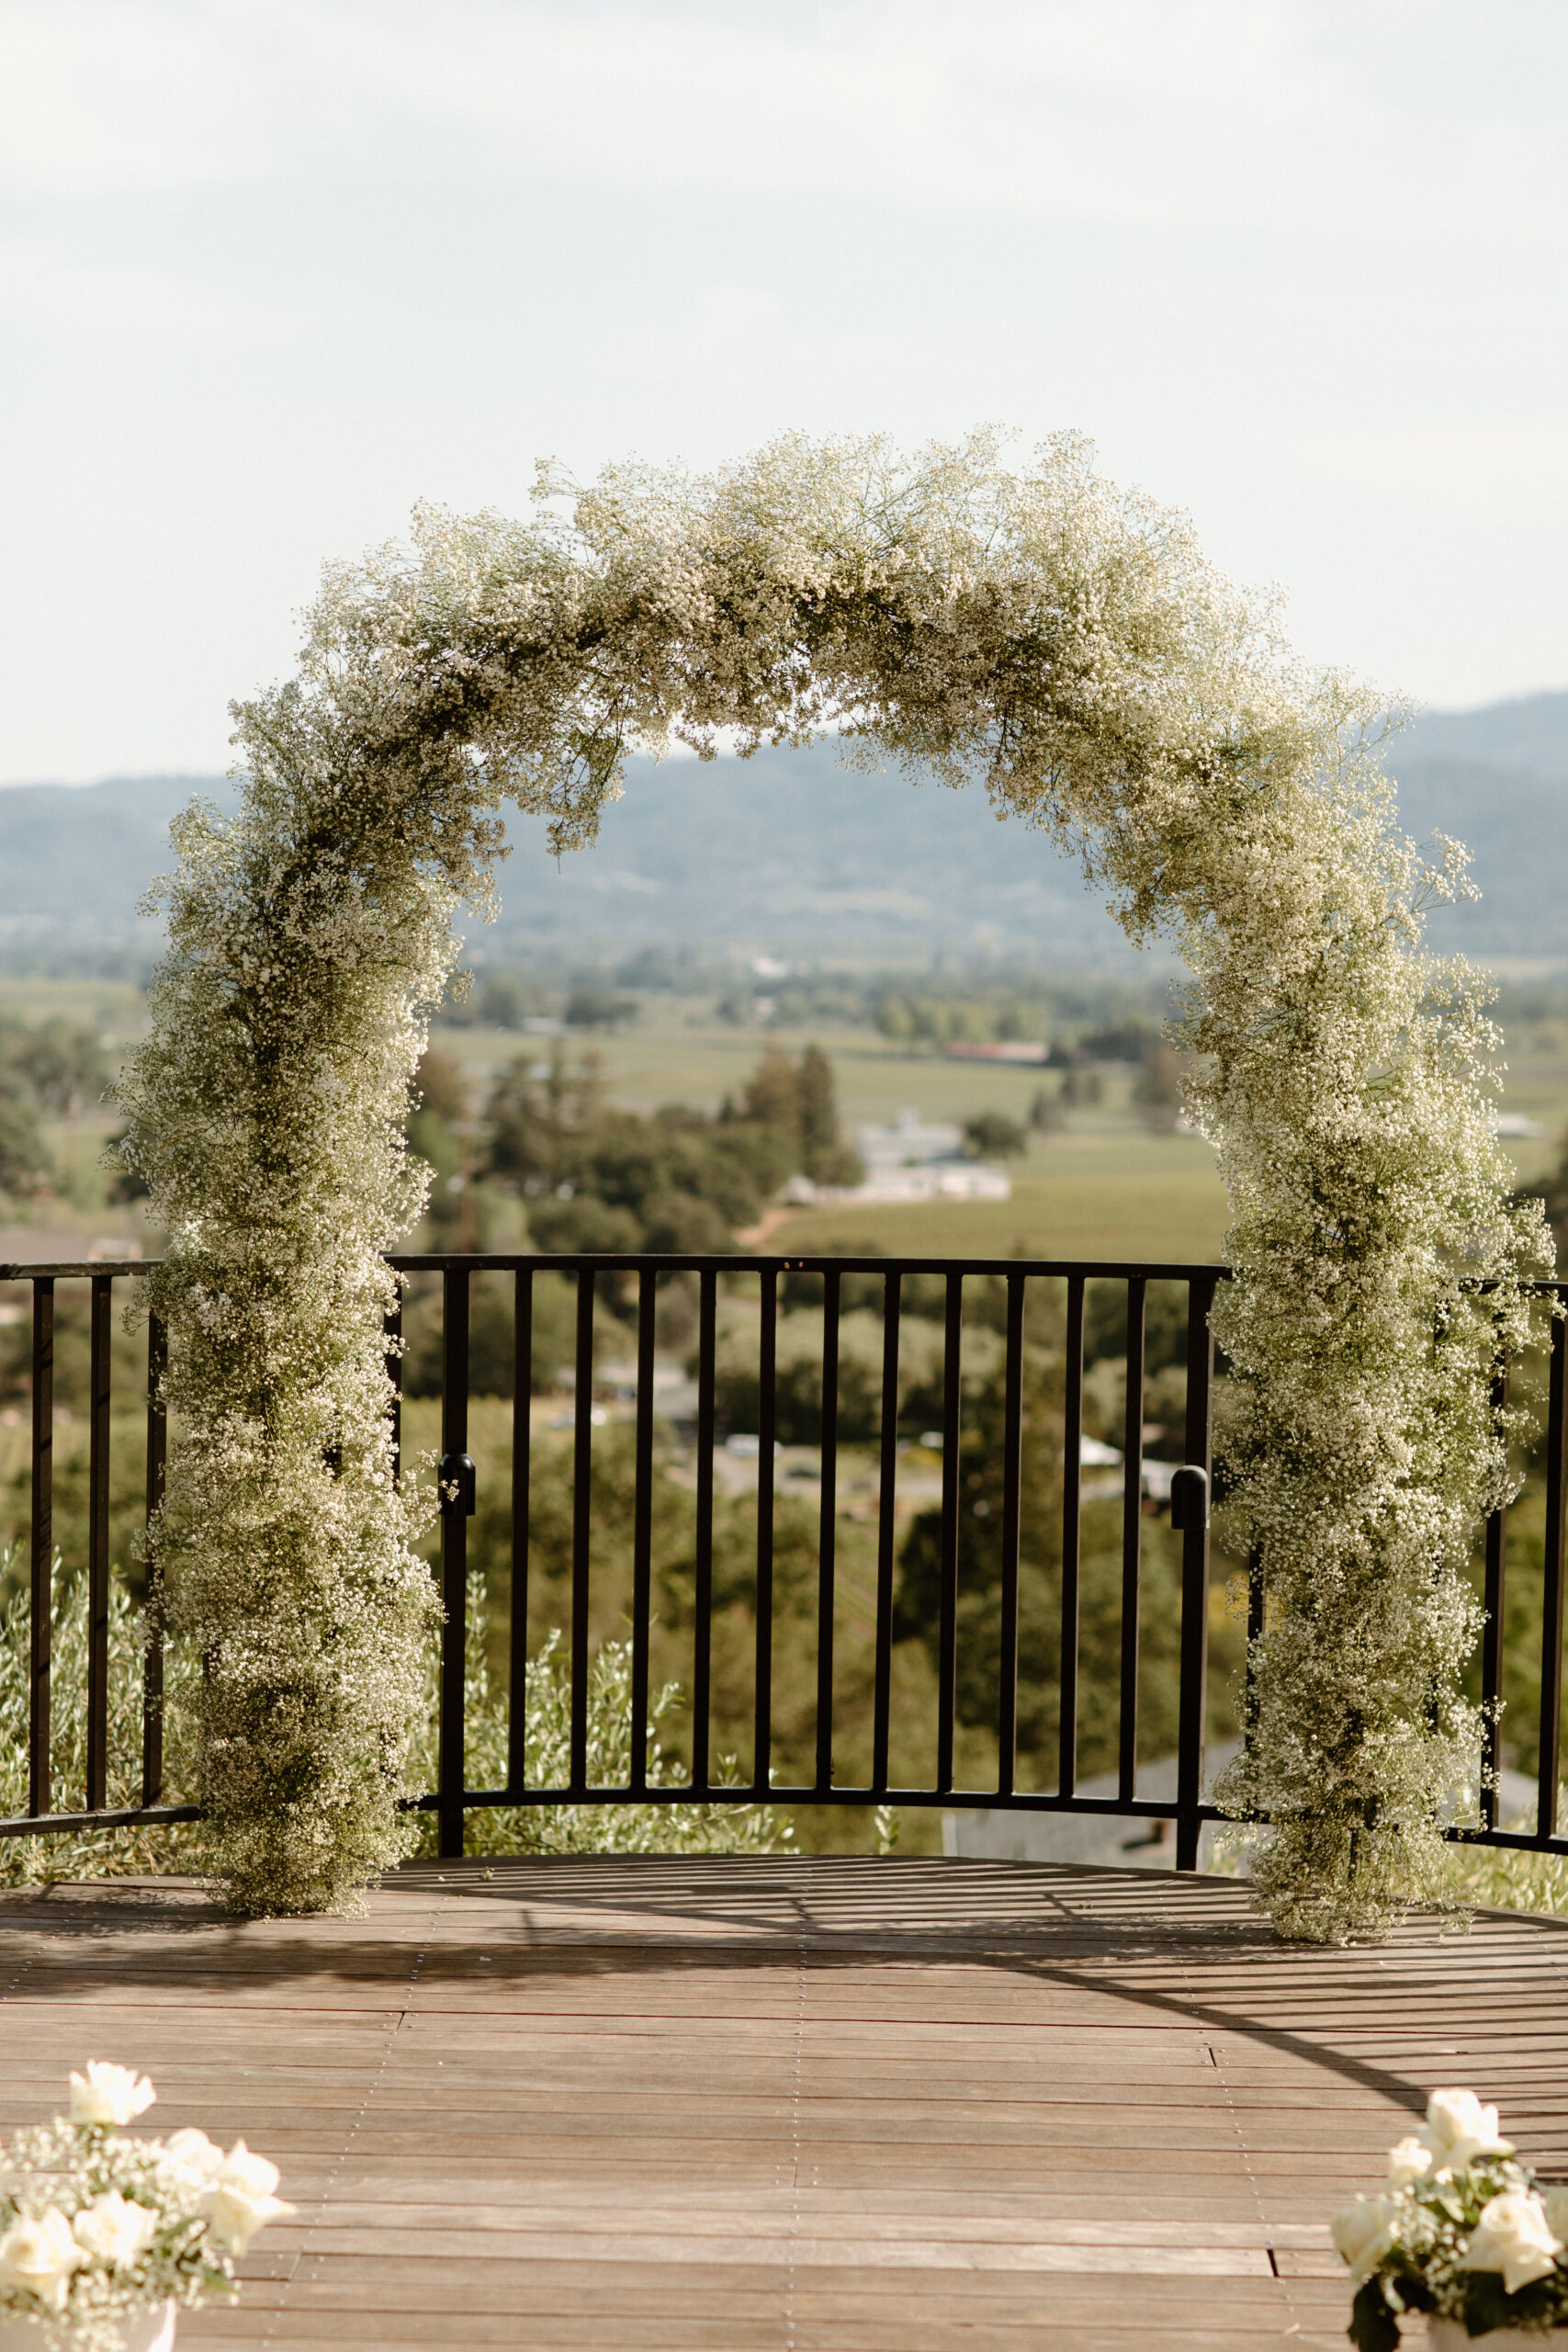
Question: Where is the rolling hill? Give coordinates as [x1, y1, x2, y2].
[4, 692, 1565, 968]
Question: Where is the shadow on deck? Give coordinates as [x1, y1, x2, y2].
[2, 1856, 1563, 2350]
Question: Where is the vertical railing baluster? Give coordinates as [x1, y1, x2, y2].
[1245, 1544, 1266, 1727]
[936, 1272, 963, 1794]
[1175, 1276, 1217, 1871]
[691, 1270, 716, 1793]
[872, 1270, 901, 1794]
[384, 1293, 402, 1488]
[569, 1268, 595, 1795]
[815, 1270, 840, 1795]
[1538, 1299, 1568, 1839]
[1118, 1277, 1146, 1806]
[86, 1273, 112, 1813]
[508, 1267, 533, 1795]
[141, 1313, 166, 1809]
[437, 1265, 470, 1858]
[996, 1272, 1025, 1799]
[28, 1279, 53, 1819]
[753, 1266, 778, 1793]
[1059, 1276, 1085, 1800]
[1481, 1352, 1507, 1833]
[629, 1269, 657, 1797]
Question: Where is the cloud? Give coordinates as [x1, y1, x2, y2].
[2, 0, 1562, 254]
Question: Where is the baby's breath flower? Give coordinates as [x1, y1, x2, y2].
[114, 428, 1546, 1935]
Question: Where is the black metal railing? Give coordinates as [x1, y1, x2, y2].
[1, 1252, 1563, 1872]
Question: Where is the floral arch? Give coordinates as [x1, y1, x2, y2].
[116, 429, 1548, 1936]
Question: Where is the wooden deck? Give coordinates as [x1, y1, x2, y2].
[1, 1856, 1564, 2350]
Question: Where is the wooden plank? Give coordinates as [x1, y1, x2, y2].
[6, 1856, 1564, 2348]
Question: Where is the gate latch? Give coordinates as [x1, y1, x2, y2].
[1169, 1465, 1210, 1532]
[437, 1452, 477, 1517]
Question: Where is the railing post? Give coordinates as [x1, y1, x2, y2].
[1175, 1276, 1216, 1871]
[815, 1268, 841, 1795]
[629, 1269, 656, 1797]
[1480, 1351, 1507, 1832]
[437, 1266, 471, 1859]
[28, 1278, 53, 1820]
[141, 1313, 167, 1809]
[996, 1272, 1026, 1799]
[1539, 1299, 1568, 1839]
[1059, 1276, 1084, 1800]
[871, 1270, 901, 1796]
[1117, 1276, 1146, 1806]
[691, 1269, 717, 1794]
[569, 1267, 594, 1794]
[86, 1273, 113, 1812]
[508, 1267, 533, 1795]
[936, 1272, 963, 1795]
[753, 1264, 778, 1793]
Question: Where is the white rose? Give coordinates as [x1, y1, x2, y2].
[1543, 2188, 1568, 2244]
[1332, 2197, 1400, 2289]
[203, 2143, 293, 2256]
[1421, 2089, 1513, 2173]
[1459, 2191, 1563, 2297]
[0, 2210, 85, 2312]
[164, 2128, 223, 2182]
[1387, 2136, 1433, 2189]
[69, 2064, 155, 2129]
[72, 2192, 158, 2268]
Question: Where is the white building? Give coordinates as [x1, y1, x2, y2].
[784, 1108, 1013, 1207]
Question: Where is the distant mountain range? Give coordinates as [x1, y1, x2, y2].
[4, 692, 1566, 969]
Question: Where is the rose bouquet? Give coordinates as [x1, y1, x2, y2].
[1335, 2090, 1568, 2347]
[0, 2064, 291, 2351]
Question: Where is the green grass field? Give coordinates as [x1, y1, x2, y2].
[765, 1140, 1233, 1264]
[436, 999, 1568, 1263]
[0, 973, 1560, 1266]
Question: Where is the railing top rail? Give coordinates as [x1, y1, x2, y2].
[384, 1250, 1237, 1280]
[0, 1261, 152, 1281]
[14, 1253, 1568, 1295]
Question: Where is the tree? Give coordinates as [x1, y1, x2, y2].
[963, 1111, 1028, 1159]
[0, 1087, 52, 1199]
[1137, 1044, 1185, 1133]
[485, 1047, 793, 1251]
[739, 1045, 801, 1133]
[9, 1018, 108, 1120]
[564, 986, 637, 1030]
[734, 1042, 861, 1185]
[894, 1347, 1218, 1778]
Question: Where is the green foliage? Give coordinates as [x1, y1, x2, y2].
[564, 985, 637, 1031]
[0, 1010, 106, 1198]
[738, 1042, 863, 1186]
[1338, 2118, 1568, 2343]
[962, 1111, 1027, 1160]
[484, 1039, 855, 1250]
[9, 1014, 109, 1118]
[406, 1592, 783, 1858]
[1436, 1793, 1568, 1917]
[893, 1348, 1236, 1777]
[1058, 1066, 1103, 1108]
[0, 1555, 201, 1886]
[1136, 1043, 1186, 1131]
[1348, 2278, 1404, 2352]
[439, 969, 556, 1028]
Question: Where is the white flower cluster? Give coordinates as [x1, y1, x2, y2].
[0, 2065, 290, 2351]
[1334, 2089, 1568, 2342]
[116, 427, 1545, 1931]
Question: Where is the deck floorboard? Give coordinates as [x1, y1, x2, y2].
[1, 1855, 1562, 2348]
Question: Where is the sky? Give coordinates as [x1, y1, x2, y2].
[2, 0, 1565, 783]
